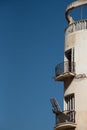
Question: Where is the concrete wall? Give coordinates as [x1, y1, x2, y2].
[64, 29, 87, 130]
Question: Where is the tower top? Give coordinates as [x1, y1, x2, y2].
[66, 0, 87, 24]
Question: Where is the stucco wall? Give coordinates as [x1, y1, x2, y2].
[64, 30, 87, 130]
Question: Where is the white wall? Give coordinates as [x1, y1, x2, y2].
[64, 30, 87, 130]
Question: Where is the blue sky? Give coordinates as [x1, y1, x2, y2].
[0, 0, 77, 130]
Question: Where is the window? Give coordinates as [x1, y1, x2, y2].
[65, 48, 75, 73]
[65, 94, 75, 122]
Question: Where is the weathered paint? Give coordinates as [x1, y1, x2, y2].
[64, 28, 87, 130]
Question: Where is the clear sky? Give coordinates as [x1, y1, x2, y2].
[0, 0, 79, 130]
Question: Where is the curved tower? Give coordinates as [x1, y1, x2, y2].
[51, 0, 87, 130]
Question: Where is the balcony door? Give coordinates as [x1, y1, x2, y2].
[65, 48, 74, 73]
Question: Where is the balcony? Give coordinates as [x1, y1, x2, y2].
[55, 110, 76, 130]
[65, 20, 87, 35]
[55, 61, 75, 81]
[50, 98, 76, 130]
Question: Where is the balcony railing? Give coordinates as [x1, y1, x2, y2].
[65, 19, 87, 35]
[65, 110, 75, 123]
[56, 110, 75, 125]
[55, 61, 75, 77]
[55, 110, 76, 130]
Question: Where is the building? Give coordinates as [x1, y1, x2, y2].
[50, 0, 87, 130]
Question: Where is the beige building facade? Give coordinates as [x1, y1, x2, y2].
[51, 0, 87, 130]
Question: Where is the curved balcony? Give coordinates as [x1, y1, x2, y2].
[55, 61, 75, 81]
[55, 110, 76, 130]
[65, 20, 87, 35]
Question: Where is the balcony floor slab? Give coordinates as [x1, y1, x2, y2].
[55, 72, 75, 81]
[55, 122, 76, 130]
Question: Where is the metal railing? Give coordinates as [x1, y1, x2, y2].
[66, 110, 75, 123]
[65, 20, 87, 35]
[56, 110, 75, 125]
[55, 61, 75, 77]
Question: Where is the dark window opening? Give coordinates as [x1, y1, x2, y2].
[65, 48, 75, 73]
